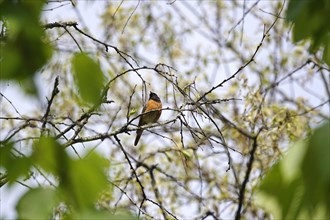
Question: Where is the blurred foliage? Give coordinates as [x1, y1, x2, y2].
[0, 0, 53, 95]
[71, 53, 105, 107]
[0, 142, 31, 184]
[0, 137, 136, 219]
[16, 188, 59, 219]
[257, 122, 330, 219]
[286, 0, 330, 67]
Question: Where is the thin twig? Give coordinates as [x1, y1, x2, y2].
[197, 1, 284, 103]
[41, 76, 60, 132]
[121, 0, 140, 34]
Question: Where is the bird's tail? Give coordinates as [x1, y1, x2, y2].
[134, 128, 143, 146]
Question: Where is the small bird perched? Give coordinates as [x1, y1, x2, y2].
[134, 92, 162, 146]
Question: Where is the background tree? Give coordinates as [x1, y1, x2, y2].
[0, 0, 329, 219]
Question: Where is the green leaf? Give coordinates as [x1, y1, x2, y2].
[286, 0, 330, 66]
[0, 0, 53, 95]
[16, 187, 58, 220]
[257, 122, 330, 219]
[7, 157, 31, 184]
[181, 149, 192, 159]
[323, 41, 330, 67]
[33, 136, 68, 176]
[0, 143, 13, 168]
[129, 108, 138, 116]
[164, 152, 173, 162]
[33, 137, 110, 210]
[257, 140, 305, 219]
[71, 53, 105, 106]
[70, 209, 139, 220]
[286, 0, 308, 21]
[62, 152, 109, 209]
[302, 122, 330, 213]
[0, 143, 31, 184]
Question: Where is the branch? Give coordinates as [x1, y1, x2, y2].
[43, 21, 78, 29]
[196, 1, 285, 103]
[234, 129, 262, 220]
[227, 0, 261, 36]
[0, 92, 22, 117]
[41, 76, 60, 132]
[148, 166, 168, 219]
[113, 135, 147, 200]
[121, 0, 140, 34]
[62, 114, 179, 148]
[201, 210, 219, 220]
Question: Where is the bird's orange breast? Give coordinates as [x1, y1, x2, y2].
[142, 99, 162, 124]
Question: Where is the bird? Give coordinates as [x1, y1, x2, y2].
[134, 91, 162, 146]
